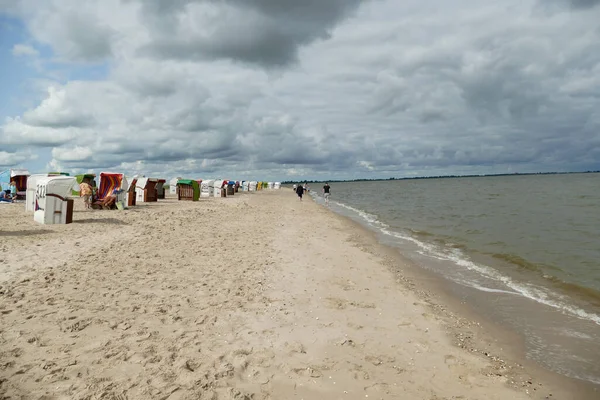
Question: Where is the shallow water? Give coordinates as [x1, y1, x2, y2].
[308, 173, 600, 385]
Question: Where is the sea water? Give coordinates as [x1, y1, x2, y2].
[309, 173, 600, 386]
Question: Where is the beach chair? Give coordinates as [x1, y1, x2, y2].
[177, 179, 200, 201]
[213, 180, 226, 197]
[10, 169, 29, 200]
[201, 180, 213, 197]
[156, 179, 166, 199]
[92, 172, 125, 209]
[226, 180, 235, 196]
[127, 177, 138, 206]
[135, 177, 158, 203]
[33, 176, 77, 224]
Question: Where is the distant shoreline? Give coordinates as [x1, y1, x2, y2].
[282, 170, 600, 184]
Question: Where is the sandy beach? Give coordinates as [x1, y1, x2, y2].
[0, 190, 595, 399]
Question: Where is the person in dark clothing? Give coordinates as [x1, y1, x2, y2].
[322, 182, 331, 205]
[296, 183, 304, 201]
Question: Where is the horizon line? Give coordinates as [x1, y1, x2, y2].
[280, 170, 600, 184]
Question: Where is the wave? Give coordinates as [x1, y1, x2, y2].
[327, 198, 600, 326]
[407, 228, 436, 237]
[330, 200, 388, 229]
[543, 276, 600, 308]
[489, 253, 559, 273]
[488, 254, 600, 307]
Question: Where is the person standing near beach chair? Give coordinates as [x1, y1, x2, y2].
[323, 182, 331, 206]
[9, 181, 17, 200]
[79, 181, 93, 209]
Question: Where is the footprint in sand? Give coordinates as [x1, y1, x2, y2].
[349, 300, 376, 309]
[397, 321, 416, 329]
[364, 382, 390, 394]
[326, 297, 348, 310]
[365, 354, 396, 366]
[326, 297, 376, 310]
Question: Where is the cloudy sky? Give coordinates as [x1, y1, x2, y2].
[0, 0, 599, 181]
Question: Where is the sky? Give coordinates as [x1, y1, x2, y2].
[0, 0, 599, 182]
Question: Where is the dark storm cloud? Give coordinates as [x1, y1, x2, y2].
[138, 0, 365, 67]
[556, 0, 600, 9]
[533, 0, 600, 15]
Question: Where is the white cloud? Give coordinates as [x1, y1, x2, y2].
[1, 0, 599, 180]
[0, 151, 37, 167]
[12, 43, 39, 57]
[1, 117, 81, 147]
[51, 145, 93, 162]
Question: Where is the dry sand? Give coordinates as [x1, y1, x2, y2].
[0, 190, 594, 399]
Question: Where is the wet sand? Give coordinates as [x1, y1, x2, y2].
[0, 190, 595, 399]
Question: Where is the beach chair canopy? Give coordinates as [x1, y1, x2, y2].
[123, 175, 137, 191]
[97, 172, 125, 200]
[136, 177, 158, 189]
[27, 174, 46, 190]
[128, 177, 138, 191]
[10, 168, 29, 178]
[26, 174, 51, 212]
[10, 169, 30, 194]
[36, 176, 77, 200]
[177, 179, 198, 186]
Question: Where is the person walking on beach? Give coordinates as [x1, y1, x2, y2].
[79, 181, 93, 209]
[296, 183, 304, 201]
[323, 182, 331, 206]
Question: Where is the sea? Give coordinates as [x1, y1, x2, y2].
[308, 173, 600, 386]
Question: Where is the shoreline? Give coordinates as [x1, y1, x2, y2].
[0, 190, 597, 399]
[308, 189, 600, 398]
